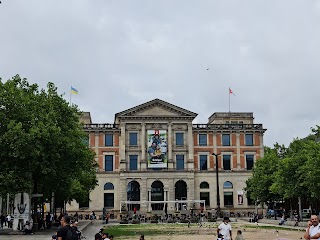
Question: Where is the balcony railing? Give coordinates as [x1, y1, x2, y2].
[84, 123, 119, 130]
[192, 124, 264, 130]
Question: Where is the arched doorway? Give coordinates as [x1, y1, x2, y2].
[127, 181, 140, 211]
[151, 181, 164, 210]
[175, 180, 187, 210]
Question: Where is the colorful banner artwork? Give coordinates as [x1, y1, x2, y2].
[147, 130, 167, 168]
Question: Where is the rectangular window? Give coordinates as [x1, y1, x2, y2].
[224, 192, 233, 206]
[200, 155, 208, 170]
[82, 135, 89, 146]
[200, 192, 210, 206]
[245, 134, 254, 146]
[129, 133, 138, 146]
[104, 155, 113, 171]
[176, 155, 184, 170]
[246, 154, 254, 170]
[176, 133, 184, 146]
[231, 121, 238, 124]
[223, 155, 231, 170]
[105, 134, 113, 146]
[199, 134, 207, 146]
[222, 134, 230, 146]
[129, 155, 138, 170]
[104, 193, 114, 208]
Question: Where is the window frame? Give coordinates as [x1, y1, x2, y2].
[199, 154, 208, 171]
[129, 155, 138, 171]
[199, 133, 208, 146]
[222, 134, 231, 146]
[105, 133, 113, 146]
[104, 155, 114, 172]
[176, 154, 185, 170]
[246, 154, 254, 170]
[222, 154, 231, 170]
[129, 132, 138, 146]
[245, 133, 254, 146]
[223, 192, 234, 206]
[175, 132, 184, 146]
[104, 193, 114, 208]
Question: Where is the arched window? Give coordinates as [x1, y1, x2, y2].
[104, 182, 114, 208]
[104, 182, 114, 190]
[200, 181, 209, 189]
[151, 181, 164, 210]
[127, 181, 140, 210]
[223, 181, 233, 189]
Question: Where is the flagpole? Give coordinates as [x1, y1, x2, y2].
[229, 87, 231, 112]
[70, 89, 72, 106]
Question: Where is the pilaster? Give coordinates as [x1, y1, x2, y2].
[187, 123, 194, 169]
[120, 123, 126, 170]
[236, 133, 241, 170]
[141, 123, 147, 170]
[168, 123, 173, 161]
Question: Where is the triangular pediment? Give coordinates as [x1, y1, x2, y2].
[135, 106, 180, 116]
[115, 99, 197, 121]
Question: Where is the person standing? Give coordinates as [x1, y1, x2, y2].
[0, 213, 5, 229]
[304, 215, 320, 239]
[57, 215, 77, 240]
[217, 217, 232, 240]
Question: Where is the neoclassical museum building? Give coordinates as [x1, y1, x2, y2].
[67, 99, 266, 214]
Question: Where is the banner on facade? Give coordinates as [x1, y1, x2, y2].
[147, 130, 167, 168]
[237, 191, 244, 205]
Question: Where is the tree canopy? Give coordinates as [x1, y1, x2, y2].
[246, 125, 320, 208]
[0, 75, 97, 204]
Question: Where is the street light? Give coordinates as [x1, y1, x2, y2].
[212, 153, 221, 217]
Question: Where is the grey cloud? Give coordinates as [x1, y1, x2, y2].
[1, 0, 320, 146]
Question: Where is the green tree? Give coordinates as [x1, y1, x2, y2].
[0, 75, 97, 215]
[245, 146, 282, 205]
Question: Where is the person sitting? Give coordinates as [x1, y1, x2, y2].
[23, 221, 33, 235]
[235, 230, 244, 240]
[279, 215, 286, 225]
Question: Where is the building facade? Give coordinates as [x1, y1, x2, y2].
[67, 99, 266, 214]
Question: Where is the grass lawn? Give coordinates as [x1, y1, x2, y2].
[102, 222, 303, 239]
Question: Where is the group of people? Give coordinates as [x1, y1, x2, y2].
[0, 213, 12, 229]
[52, 215, 81, 240]
[217, 217, 244, 240]
[94, 228, 114, 240]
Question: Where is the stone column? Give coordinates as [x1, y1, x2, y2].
[167, 123, 173, 169]
[260, 133, 264, 157]
[141, 178, 147, 211]
[168, 123, 173, 161]
[187, 123, 194, 169]
[236, 133, 241, 170]
[168, 179, 175, 212]
[148, 190, 152, 212]
[120, 179, 127, 211]
[120, 123, 126, 170]
[94, 133, 100, 169]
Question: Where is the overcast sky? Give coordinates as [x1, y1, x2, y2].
[1, 0, 320, 147]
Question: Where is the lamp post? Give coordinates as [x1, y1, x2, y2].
[212, 153, 221, 217]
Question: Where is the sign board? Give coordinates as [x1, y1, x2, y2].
[31, 194, 43, 197]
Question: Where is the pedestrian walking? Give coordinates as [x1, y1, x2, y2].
[217, 217, 232, 240]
